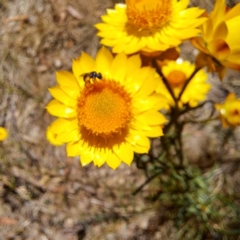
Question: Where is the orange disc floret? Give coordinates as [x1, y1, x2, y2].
[167, 70, 187, 87]
[126, 0, 172, 30]
[77, 80, 132, 137]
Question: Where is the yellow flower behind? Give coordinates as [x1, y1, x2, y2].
[157, 60, 211, 108]
[0, 127, 8, 141]
[46, 47, 167, 169]
[95, 0, 206, 54]
[215, 93, 240, 127]
[191, 0, 240, 78]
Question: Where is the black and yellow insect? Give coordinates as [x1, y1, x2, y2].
[81, 71, 102, 84]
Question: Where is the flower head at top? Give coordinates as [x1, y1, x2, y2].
[0, 127, 8, 141]
[191, 0, 240, 79]
[95, 0, 206, 54]
[157, 60, 211, 108]
[46, 47, 167, 169]
[215, 93, 240, 128]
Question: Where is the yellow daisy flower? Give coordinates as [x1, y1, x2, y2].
[46, 47, 167, 169]
[95, 0, 206, 54]
[215, 93, 240, 128]
[191, 0, 240, 78]
[0, 127, 8, 141]
[157, 60, 211, 108]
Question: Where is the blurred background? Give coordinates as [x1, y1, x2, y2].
[0, 0, 240, 239]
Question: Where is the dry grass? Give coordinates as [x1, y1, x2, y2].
[0, 0, 240, 239]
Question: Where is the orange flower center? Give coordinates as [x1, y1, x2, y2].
[77, 80, 132, 138]
[126, 0, 172, 30]
[167, 70, 187, 87]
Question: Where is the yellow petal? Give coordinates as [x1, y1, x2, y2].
[80, 150, 94, 166]
[72, 52, 96, 85]
[133, 93, 167, 112]
[59, 86, 80, 100]
[110, 52, 128, 82]
[113, 142, 134, 166]
[106, 151, 122, 170]
[95, 47, 113, 77]
[142, 125, 164, 138]
[127, 130, 150, 149]
[57, 129, 80, 143]
[46, 127, 64, 146]
[126, 54, 141, 78]
[66, 140, 85, 157]
[180, 7, 204, 19]
[50, 118, 78, 134]
[225, 4, 240, 21]
[56, 71, 81, 98]
[132, 143, 149, 154]
[125, 67, 150, 94]
[56, 71, 80, 89]
[213, 22, 227, 40]
[48, 86, 77, 107]
[46, 99, 76, 118]
[124, 36, 142, 54]
[92, 149, 108, 167]
[226, 16, 240, 46]
[134, 73, 160, 97]
[177, 0, 190, 10]
[137, 111, 167, 125]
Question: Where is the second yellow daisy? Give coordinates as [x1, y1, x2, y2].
[95, 0, 206, 54]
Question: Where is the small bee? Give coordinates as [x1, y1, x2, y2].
[81, 71, 102, 84]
